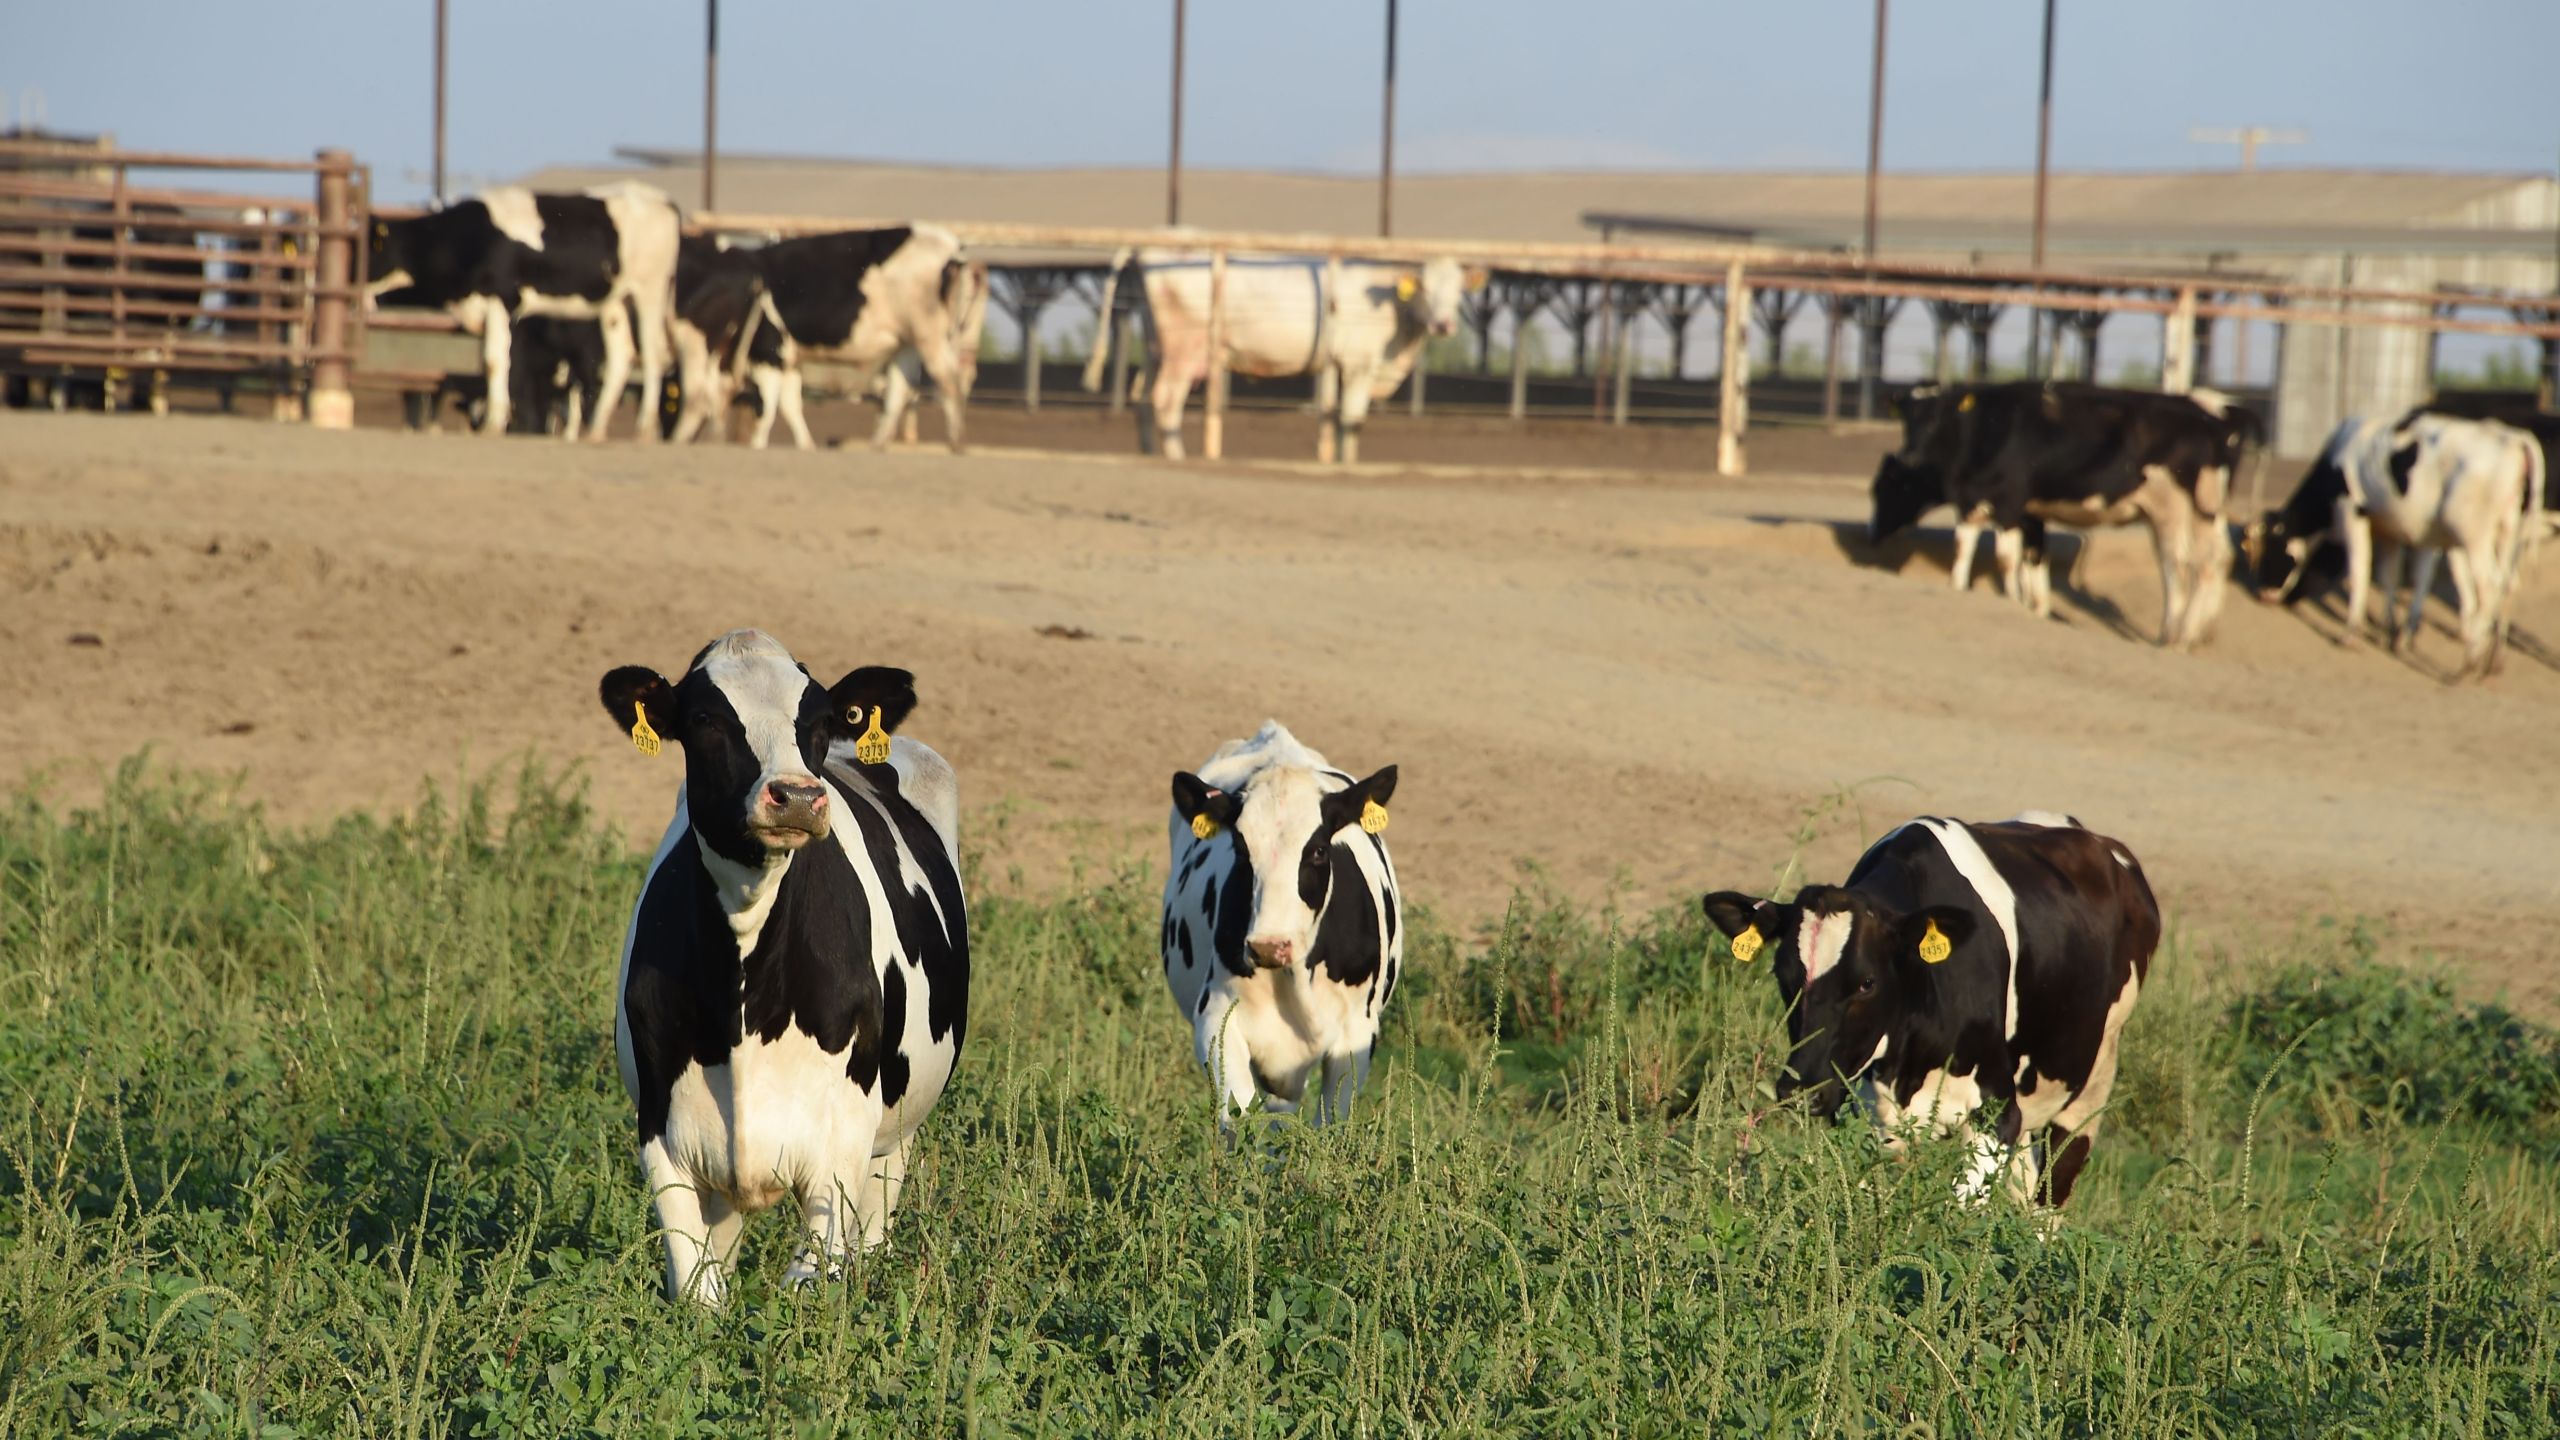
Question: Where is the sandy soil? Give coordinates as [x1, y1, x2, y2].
[6, 409, 2557, 1012]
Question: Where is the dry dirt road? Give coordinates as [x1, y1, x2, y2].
[6, 412, 2555, 1010]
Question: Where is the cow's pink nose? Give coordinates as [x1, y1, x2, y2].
[1245, 935, 1293, 967]
[765, 780, 827, 812]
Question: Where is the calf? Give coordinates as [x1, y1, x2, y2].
[1163, 722, 1403, 1127]
[1870, 382, 2261, 648]
[364, 182, 679, 440]
[1700, 813, 2156, 1208]
[1083, 251, 1479, 463]
[2246, 413, 2543, 677]
[601, 629, 969, 1305]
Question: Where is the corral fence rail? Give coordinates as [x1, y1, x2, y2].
[0, 139, 363, 424]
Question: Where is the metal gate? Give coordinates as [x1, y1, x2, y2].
[0, 136, 362, 424]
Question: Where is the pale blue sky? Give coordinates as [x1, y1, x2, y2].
[9, 2, 2557, 203]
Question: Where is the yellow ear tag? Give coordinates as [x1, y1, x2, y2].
[1957, 392, 1977, 412]
[850, 705, 892, 765]
[629, 708, 662, 757]
[1191, 812, 1220, 841]
[1730, 926, 1763, 964]
[1918, 918, 1953, 964]
[1359, 798, 1390, 835]
[1396, 275, 1417, 301]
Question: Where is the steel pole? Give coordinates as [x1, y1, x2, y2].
[703, 0, 719, 212]
[1858, 0, 1887, 417]
[2027, 0, 2055, 376]
[431, 0, 448, 203]
[1379, 0, 1398, 237]
[1167, 0, 1186, 226]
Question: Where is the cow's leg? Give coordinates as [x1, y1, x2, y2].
[2144, 514, 2189, 650]
[1194, 996, 1269, 1134]
[1312, 1042, 1374, 1127]
[1314, 366, 1341, 464]
[669, 325, 715, 445]
[1992, 526, 2025, 606]
[2179, 516, 2232, 648]
[2400, 547, 2441, 657]
[586, 302, 635, 442]
[780, 368, 815, 451]
[911, 326, 970, 454]
[746, 363, 781, 449]
[790, 1115, 887, 1285]
[638, 1140, 728, 1307]
[857, 1134, 913, 1252]
[2444, 548, 2487, 676]
[1152, 362, 1196, 463]
[627, 291, 671, 445]
[478, 308, 516, 436]
[1950, 510, 1988, 592]
[2338, 505, 2375, 642]
[561, 383, 585, 444]
[1336, 365, 1378, 466]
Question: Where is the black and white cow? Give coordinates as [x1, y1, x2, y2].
[728, 225, 977, 453]
[665, 234, 769, 444]
[1700, 812, 2156, 1209]
[364, 182, 679, 440]
[1163, 722, 1403, 1128]
[1870, 382, 2262, 648]
[2245, 412, 2543, 677]
[742, 255, 988, 452]
[600, 629, 969, 1305]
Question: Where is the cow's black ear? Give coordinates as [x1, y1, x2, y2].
[601, 666, 673, 741]
[828, 666, 916, 735]
[1319, 765, 1398, 836]
[1900, 906, 1976, 964]
[1699, 890, 1772, 940]
[1171, 772, 1243, 831]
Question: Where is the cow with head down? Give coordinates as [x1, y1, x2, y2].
[1162, 721, 1404, 1129]
[1700, 811, 2155, 1210]
[599, 629, 968, 1305]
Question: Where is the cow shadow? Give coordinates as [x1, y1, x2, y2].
[1797, 516, 2144, 642]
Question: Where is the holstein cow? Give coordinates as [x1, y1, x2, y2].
[364, 182, 680, 440]
[741, 255, 988, 452]
[600, 630, 969, 1305]
[1700, 812, 2157, 1209]
[718, 226, 976, 453]
[1869, 382, 2262, 648]
[2245, 412, 2543, 678]
[665, 234, 769, 444]
[1082, 250, 1478, 464]
[1162, 722, 1403, 1128]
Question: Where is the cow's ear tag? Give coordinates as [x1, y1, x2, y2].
[629, 707, 663, 758]
[1956, 392, 1976, 412]
[850, 705, 892, 765]
[1359, 798, 1390, 835]
[1918, 918, 1952, 964]
[1190, 812, 1220, 841]
[1730, 926, 1764, 964]
[1395, 275, 1417, 301]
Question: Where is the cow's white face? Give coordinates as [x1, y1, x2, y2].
[602, 631, 920, 868]
[1174, 763, 1399, 972]
[1408, 257, 1468, 338]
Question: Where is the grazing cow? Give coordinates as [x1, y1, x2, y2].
[718, 225, 975, 453]
[1869, 382, 2261, 648]
[1881, 383, 2048, 603]
[1162, 722, 1403, 1127]
[1081, 250, 1479, 463]
[1700, 812, 2156, 1209]
[363, 182, 680, 440]
[600, 629, 969, 1305]
[2245, 413, 2543, 677]
[743, 256, 987, 452]
[2407, 397, 2560, 535]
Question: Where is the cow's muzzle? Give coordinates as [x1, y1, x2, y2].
[750, 777, 830, 848]
[1244, 934, 1296, 969]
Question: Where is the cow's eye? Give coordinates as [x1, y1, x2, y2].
[1852, 976, 1878, 999]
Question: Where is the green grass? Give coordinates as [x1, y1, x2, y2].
[2, 760, 2556, 1437]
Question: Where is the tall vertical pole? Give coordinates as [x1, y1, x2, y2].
[1858, 0, 1887, 418]
[703, 0, 719, 212]
[1167, 0, 1186, 226]
[2026, 0, 2055, 376]
[1717, 260, 1750, 477]
[309, 151, 356, 430]
[1379, 0, 1398, 237]
[431, 0, 448, 203]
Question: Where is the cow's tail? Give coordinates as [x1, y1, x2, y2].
[1081, 247, 1135, 392]
[731, 291, 781, 391]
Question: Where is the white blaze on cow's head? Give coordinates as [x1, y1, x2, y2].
[1171, 763, 1398, 971]
[1398, 257, 1472, 339]
[600, 630, 917, 867]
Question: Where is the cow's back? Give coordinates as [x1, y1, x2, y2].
[1137, 257, 1324, 378]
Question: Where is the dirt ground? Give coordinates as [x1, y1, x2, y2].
[7, 406, 2557, 1012]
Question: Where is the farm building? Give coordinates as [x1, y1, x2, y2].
[545, 154, 2560, 453]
